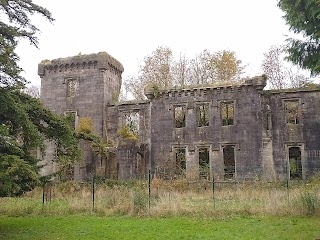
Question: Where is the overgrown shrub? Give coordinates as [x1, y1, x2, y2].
[301, 191, 318, 215]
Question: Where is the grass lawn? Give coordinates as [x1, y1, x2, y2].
[0, 215, 319, 240]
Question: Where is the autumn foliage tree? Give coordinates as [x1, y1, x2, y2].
[188, 50, 244, 85]
[209, 50, 244, 84]
[189, 50, 211, 85]
[124, 47, 245, 99]
[124, 47, 173, 99]
[171, 52, 191, 86]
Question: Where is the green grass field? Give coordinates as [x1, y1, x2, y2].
[1, 180, 319, 239]
[0, 215, 320, 240]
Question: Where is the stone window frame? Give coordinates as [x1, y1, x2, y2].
[284, 142, 305, 180]
[171, 145, 188, 177]
[173, 104, 187, 128]
[262, 103, 272, 132]
[121, 111, 140, 137]
[283, 98, 301, 125]
[64, 110, 78, 130]
[220, 143, 237, 180]
[196, 145, 212, 179]
[219, 100, 235, 126]
[196, 102, 210, 127]
[64, 77, 79, 97]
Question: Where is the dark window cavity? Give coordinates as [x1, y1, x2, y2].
[175, 148, 186, 175]
[197, 103, 209, 127]
[221, 101, 234, 126]
[223, 145, 235, 180]
[266, 113, 271, 130]
[285, 100, 299, 124]
[289, 147, 302, 179]
[174, 106, 186, 128]
[199, 147, 210, 179]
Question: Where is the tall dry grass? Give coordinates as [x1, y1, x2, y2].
[0, 178, 319, 217]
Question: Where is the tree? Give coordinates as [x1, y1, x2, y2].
[171, 52, 191, 87]
[189, 50, 212, 85]
[287, 68, 310, 88]
[261, 45, 311, 89]
[23, 85, 40, 98]
[125, 46, 174, 99]
[278, 0, 320, 75]
[139, 46, 173, 89]
[0, 1, 83, 196]
[262, 45, 288, 89]
[189, 50, 244, 85]
[124, 47, 245, 99]
[0, 0, 54, 87]
[0, 90, 81, 196]
[209, 50, 244, 83]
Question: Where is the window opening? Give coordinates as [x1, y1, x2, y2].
[289, 147, 302, 179]
[197, 104, 209, 127]
[64, 164, 74, 180]
[285, 100, 299, 124]
[124, 112, 140, 136]
[266, 113, 270, 130]
[65, 111, 77, 129]
[221, 102, 234, 126]
[223, 145, 235, 180]
[174, 106, 186, 128]
[175, 148, 186, 176]
[136, 153, 143, 178]
[199, 147, 210, 179]
[66, 79, 76, 97]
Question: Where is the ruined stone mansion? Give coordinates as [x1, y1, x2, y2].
[38, 52, 320, 181]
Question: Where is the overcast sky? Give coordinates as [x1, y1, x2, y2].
[17, 0, 292, 87]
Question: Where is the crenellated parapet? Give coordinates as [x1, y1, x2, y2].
[144, 75, 267, 99]
[38, 52, 124, 78]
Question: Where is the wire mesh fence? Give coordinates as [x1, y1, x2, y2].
[33, 172, 320, 217]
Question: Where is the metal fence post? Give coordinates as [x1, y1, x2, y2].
[286, 159, 290, 205]
[92, 174, 95, 211]
[42, 183, 45, 207]
[212, 172, 215, 209]
[148, 169, 151, 209]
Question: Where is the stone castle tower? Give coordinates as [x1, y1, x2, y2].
[39, 52, 320, 181]
[38, 52, 123, 179]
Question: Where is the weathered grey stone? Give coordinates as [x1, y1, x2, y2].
[40, 52, 320, 181]
[39, 52, 123, 179]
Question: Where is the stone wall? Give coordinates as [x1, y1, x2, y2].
[146, 77, 266, 180]
[107, 100, 151, 179]
[265, 89, 320, 180]
[39, 52, 123, 179]
[39, 52, 320, 181]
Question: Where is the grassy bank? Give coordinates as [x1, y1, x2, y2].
[0, 215, 320, 240]
[0, 179, 319, 217]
